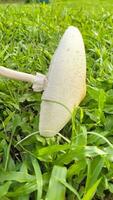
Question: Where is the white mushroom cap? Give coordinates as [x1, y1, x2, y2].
[39, 26, 86, 137]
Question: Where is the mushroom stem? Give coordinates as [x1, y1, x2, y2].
[0, 66, 47, 92]
[0, 66, 36, 83]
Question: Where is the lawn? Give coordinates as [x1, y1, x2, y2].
[0, 0, 113, 199]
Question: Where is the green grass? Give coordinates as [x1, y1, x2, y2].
[0, 0, 113, 199]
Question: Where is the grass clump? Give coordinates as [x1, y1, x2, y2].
[0, 0, 113, 199]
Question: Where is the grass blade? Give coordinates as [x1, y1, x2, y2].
[0, 181, 11, 198]
[85, 157, 104, 191]
[58, 179, 81, 200]
[82, 179, 101, 200]
[0, 171, 35, 183]
[31, 157, 43, 200]
[7, 181, 37, 197]
[45, 165, 67, 200]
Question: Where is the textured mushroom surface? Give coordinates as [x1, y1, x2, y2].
[39, 26, 86, 137]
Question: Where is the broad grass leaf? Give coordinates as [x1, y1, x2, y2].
[82, 179, 101, 200]
[106, 89, 113, 104]
[75, 126, 87, 147]
[45, 165, 67, 200]
[98, 89, 106, 112]
[85, 146, 106, 157]
[55, 146, 85, 165]
[0, 171, 35, 183]
[17, 195, 29, 200]
[37, 144, 70, 156]
[87, 86, 99, 101]
[85, 157, 104, 191]
[67, 160, 86, 178]
[108, 183, 113, 193]
[2, 197, 10, 200]
[12, 114, 22, 133]
[19, 93, 41, 103]
[7, 181, 37, 197]
[88, 131, 109, 145]
[3, 111, 15, 127]
[35, 144, 70, 162]
[20, 161, 28, 174]
[104, 147, 113, 162]
[0, 181, 11, 198]
[104, 116, 113, 130]
[31, 157, 43, 200]
[58, 179, 81, 200]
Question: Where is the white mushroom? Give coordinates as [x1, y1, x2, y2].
[39, 26, 86, 137]
[0, 26, 86, 137]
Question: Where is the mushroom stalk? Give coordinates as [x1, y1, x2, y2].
[0, 66, 47, 92]
[0, 66, 35, 83]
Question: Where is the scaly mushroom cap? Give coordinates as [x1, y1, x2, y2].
[39, 26, 86, 137]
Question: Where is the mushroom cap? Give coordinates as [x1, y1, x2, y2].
[39, 26, 86, 137]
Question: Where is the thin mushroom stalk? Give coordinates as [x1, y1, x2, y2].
[0, 66, 47, 92]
